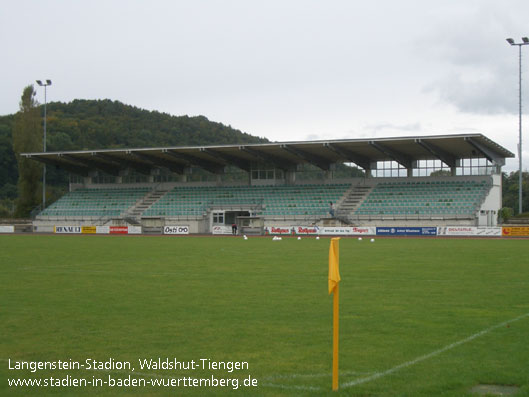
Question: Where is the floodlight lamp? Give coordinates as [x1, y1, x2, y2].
[46, 79, 52, 85]
[36, 80, 43, 86]
[506, 38, 515, 45]
[523, 37, 529, 44]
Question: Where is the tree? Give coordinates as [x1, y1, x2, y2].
[12, 85, 42, 217]
[502, 171, 529, 215]
[430, 170, 452, 177]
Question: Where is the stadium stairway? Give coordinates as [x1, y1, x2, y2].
[124, 188, 169, 222]
[335, 184, 373, 224]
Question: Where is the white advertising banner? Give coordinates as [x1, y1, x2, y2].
[293, 226, 320, 235]
[264, 226, 321, 235]
[96, 226, 110, 234]
[0, 225, 15, 233]
[128, 226, 142, 234]
[264, 226, 294, 235]
[164, 226, 190, 235]
[212, 225, 233, 235]
[265, 225, 376, 236]
[54, 226, 82, 234]
[437, 226, 502, 236]
[319, 226, 376, 236]
[437, 226, 475, 236]
[475, 227, 502, 236]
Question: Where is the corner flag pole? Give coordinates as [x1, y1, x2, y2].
[328, 237, 341, 391]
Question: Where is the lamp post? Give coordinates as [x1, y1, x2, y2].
[506, 38, 529, 214]
[36, 79, 52, 210]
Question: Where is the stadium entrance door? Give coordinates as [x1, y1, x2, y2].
[211, 210, 251, 234]
[237, 216, 264, 235]
[225, 211, 250, 229]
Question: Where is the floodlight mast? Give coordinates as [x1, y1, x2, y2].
[36, 79, 52, 209]
[506, 38, 529, 214]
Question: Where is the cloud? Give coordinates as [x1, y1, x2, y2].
[364, 122, 423, 136]
[415, 0, 529, 115]
[305, 133, 324, 141]
[424, 70, 517, 115]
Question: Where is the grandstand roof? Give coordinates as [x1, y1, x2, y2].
[23, 133, 514, 176]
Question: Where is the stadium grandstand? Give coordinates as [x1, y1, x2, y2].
[23, 134, 514, 234]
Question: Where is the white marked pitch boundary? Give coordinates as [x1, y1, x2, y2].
[262, 369, 374, 380]
[342, 311, 529, 388]
[259, 382, 322, 391]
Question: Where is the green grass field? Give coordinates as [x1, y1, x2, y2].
[1, 235, 529, 396]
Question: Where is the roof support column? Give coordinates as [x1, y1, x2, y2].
[84, 170, 98, 187]
[285, 170, 296, 185]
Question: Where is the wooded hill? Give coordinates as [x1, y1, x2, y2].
[0, 99, 268, 214]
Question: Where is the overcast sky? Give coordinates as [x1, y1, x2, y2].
[2, 0, 528, 172]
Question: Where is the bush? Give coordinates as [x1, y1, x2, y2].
[0, 183, 17, 199]
[499, 207, 514, 222]
[0, 199, 15, 218]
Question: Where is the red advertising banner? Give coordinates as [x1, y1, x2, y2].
[109, 226, 129, 234]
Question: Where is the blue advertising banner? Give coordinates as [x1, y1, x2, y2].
[421, 227, 438, 235]
[376, 227, 437, 236]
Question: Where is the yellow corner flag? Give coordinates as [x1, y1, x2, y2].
[328, 237, 340, 391]
[328, 237, 341, 294]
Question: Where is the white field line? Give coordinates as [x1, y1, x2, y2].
[259, 370, 375, 392]
[258, 382, 322, 391]
[262, 369, 374, 380]
[342, 311, 529, 388]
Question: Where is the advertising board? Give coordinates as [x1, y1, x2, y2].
[264, 226, 294, 235]
[53, 226, 141, 234]
[212, 225, 233, 235]
[128, 226, 142, 234]
[109, 226, 129, 234]
[54, 226, 82, 234]
[437, 226, 475, 236]
[164, 226, 190, 235]
[476, 227, 502, 236]
[96, 226, 110, 234]
[319, 226, 376, 236]
[437, 226, 502, 236]
[376, 227, 437, 236]
[264, 226, 376, 236]
[293, 226, 320, 235]
[502, 227, 529, 237]
[0, 225, 15, 233]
